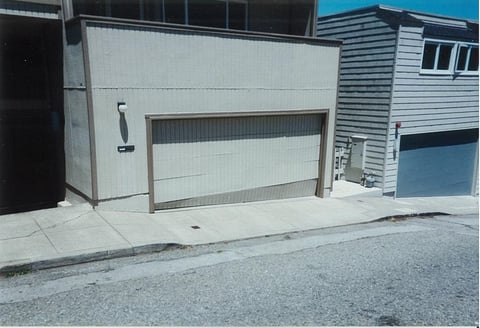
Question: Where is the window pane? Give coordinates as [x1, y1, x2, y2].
[456, 46, 468, 71]
[229, 1, 247, 30]
[110, 0, 141, 20]
[143, 0, 164, 22]
[165, 0, 185, 24]
[437, 44, 453, 70]
[72, 0, 107, 16]
[189, 0, 226, 28]
[422, 43, 436, 69]
[468, 47, 478, 71]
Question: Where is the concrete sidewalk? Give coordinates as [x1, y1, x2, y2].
[0, 184, 478, 273]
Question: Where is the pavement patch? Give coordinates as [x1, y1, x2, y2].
[372, 212, 450, 223]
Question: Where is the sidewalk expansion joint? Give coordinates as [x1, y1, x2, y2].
[95, 210, 134, 248]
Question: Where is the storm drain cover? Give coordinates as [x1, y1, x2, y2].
[376, 315, 401, 326]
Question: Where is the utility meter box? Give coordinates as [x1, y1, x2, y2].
[345, 135, 368, 183]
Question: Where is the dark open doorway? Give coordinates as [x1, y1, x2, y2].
[0, 15, 65, 214]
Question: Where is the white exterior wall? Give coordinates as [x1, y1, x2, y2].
[384, 24, 479, 194]
[84, 21, 340, 207]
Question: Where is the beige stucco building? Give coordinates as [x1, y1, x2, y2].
[1, 0, 341, 214]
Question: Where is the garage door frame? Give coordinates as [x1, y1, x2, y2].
[145, 109, 329, 213]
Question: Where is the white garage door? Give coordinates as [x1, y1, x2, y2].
[149, 113, 323, 210]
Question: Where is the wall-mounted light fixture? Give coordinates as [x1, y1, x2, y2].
[117, 101, 128, 114]
[395, 121, 401, 139]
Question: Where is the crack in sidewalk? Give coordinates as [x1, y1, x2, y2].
[0, 211, 94, 242]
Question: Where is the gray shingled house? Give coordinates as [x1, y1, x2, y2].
[318, 5, 479, 197]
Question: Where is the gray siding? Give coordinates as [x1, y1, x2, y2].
[317, 11, 398, 188]
[384, 24, 479, 193]
[63, 24, 92, 198]
[0, 0, 59, 19]
[84, 21, 340, 204]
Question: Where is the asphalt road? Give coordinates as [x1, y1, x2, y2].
[0, 214, 478, 326]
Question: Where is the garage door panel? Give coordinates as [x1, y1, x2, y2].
[153, 142, 320, 180]
[152, 116, 320, 145]
[151, 113, 323, 208]
[155, 179, 318, 210]
[154, 160, 320, 203]
[152, 134, 321, 161]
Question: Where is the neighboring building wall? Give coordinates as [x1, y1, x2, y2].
[79, 20, 339, 210]
[384, 23, 479, 194]
[317, 10, 398, 189]
[0, 0, 60, 19]
[63, 23, 93, 199]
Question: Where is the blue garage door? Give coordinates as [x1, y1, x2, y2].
[396, 129, 478, 197]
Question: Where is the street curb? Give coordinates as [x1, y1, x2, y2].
[0, 211, 476, 276]
[0, 243, 175, 276]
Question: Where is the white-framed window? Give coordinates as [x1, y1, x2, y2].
[420, 39, 479, 75]
[421, 39, 456, 74]
[455, 43, 479, 74]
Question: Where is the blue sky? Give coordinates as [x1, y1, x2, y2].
[318, 0, 479, 20]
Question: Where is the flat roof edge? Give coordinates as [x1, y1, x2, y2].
[317, 5, 380, 21]
[317, 4, 478, 26]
